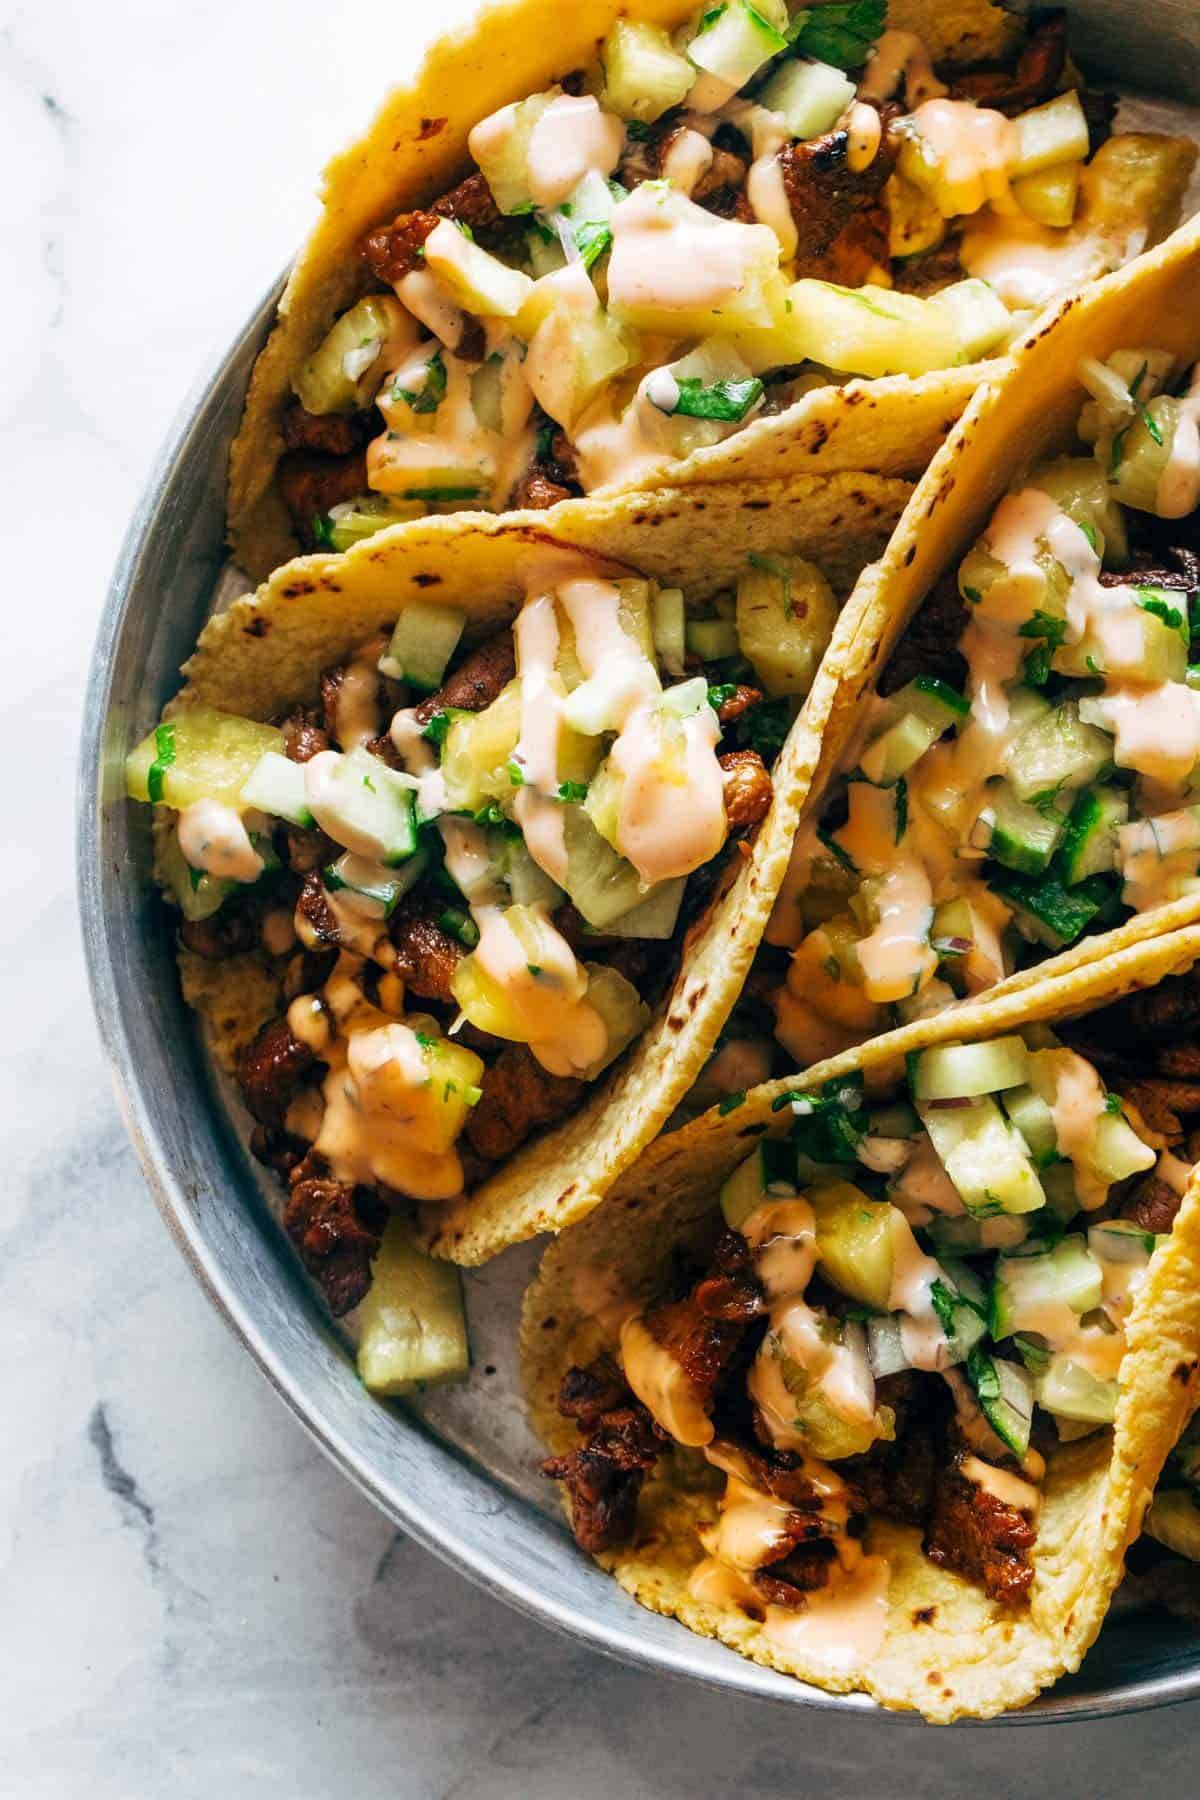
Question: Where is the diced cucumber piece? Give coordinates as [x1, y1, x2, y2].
[158, 828, 239, 922]
[919, 1096, 1047, 1216]
[989, 1234, 1102, 1340]
[687, 0, 788, 103]
[323, 495, 426, 550]
[771, 1327, 888, 1459]
[500, 836, 564, 910]
[968, 1347, 1036, 1459]
[324, 848, 428, 920]
[600, 19, 694, 122]
[926, 1212, 1031, 1256]
[1040, 1160, 1081, 1226]
[356, 1219, 470, 1396]
[379, 602, 466, 692]
[1013, 160, 1080, 227]
[240, 751, 315, 828]
[1004, 702, 1113, 802]
[1055, 786, 1129, 885]
[809, 1180, 897, 1312]
[858, 710, 940, 786]
[1056, 600, 1187, 685]
[1009, 90, 1090, 180]
[1002, 1084, 1058, 1167]
[867, 1314, 910, 1378]
[310, 748, 418, 866]
[660, 676, 710, 721]
[294, 294, 409, 415]
[720, 1138, 799, 1229]
[911, 1037, 1030, 1102]
[975, 783, 1064, 877]
[760, 58, 855, 140]
[560, 805, 652, 929]
[1035, 1352, 1118, 1425]
[602, 877, 686, 941]
[989, 869, 1114, 951]
[469, 93, 552, 216]
[902, 674, 971, 728]
[1088, 1219, 1156, 1262]
[685, 616, 740, 661]
[1092, 1110, 1156, 1185]
[579, 964, 652, 1080]
[126, 707, 284, 811]
[651, 586, 687, 677]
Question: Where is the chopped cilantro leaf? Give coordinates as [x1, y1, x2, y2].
[707, 682, 738, 714]
[1017, 609, 1067, 648]
[718, 1090, 747, 1116]
[422, 710, 452, 747]
[962, 585, 983, 604]
[506, 756, 526, 786]
[556, 780, 589, 804]
[625, 120, 651, 142]
[393, 349, 447, 416]
[574, 218, 613, 270]
[1137, 589, 1185, 633]
[312, 513, 336, 549]
[414, 1031, 435, 1048]
[1104, 1091, 1123, 1115]
[785, 0, 885, 65]
[526, 963, 543, 978]
[671, 375, 764, 423]
[744, 696, 792, 763]
[929, 1279, 959, 1336]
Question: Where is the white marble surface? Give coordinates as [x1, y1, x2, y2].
[7, 0, 1200, 1791]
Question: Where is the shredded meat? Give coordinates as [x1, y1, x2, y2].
[778, 107, 898, 280]
[952, 10, 1068, 114]
[431, 171, 511, 246]
[280, 706, 329, 764]
[280, 398, 371, 457]
[277, 448, 368, 545]
[642, 1266, 760, 1413]
[236, 1017, 318, 1128]
[714, 684, 763, 727]
[388, 899, 464, 1004]
[1123, 1174, 1185, 1235]
[360, 209, 440, 284]
[178, 907, 260, 961]
[541, 1356, 665, 1553]
[719, 750, 773, 829]
[925, 1440, 1036, 1604]
[691, 1229, 766, 1324]
[880, 571, 969, 696]
[284, 1153, 387, 1317]
[412, 632, 516, 724]
[465, 1044, 584, 1162]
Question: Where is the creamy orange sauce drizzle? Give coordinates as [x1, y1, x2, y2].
[620, 1316, 714, 1446]
[177, 799, 264, 884]
[607, 183, 776, 314]
[961, 1455, 1039, 1513]
[859, 29, 948, 107]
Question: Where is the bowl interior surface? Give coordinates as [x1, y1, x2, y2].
[79, 13, 1200, 1721]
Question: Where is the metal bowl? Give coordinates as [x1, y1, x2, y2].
[79, 7, 1200, 1719]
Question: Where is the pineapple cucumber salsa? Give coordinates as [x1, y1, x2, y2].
[126, 561, 822, 1227]
[767, 347, 1200, 1071]
[720, 1028, 1161, 1475]
[281, 6, 1194, 547]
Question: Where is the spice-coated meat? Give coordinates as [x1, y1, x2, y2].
[285, 824, 340, 875]
[280, 705, 330, 764]
[952, 11, 1068, 113]
[844, 1372, 939, 1527]
[360, 209, 440, 284]
[295, 871, 342, 946]
[880, 570, 970, 695]
[778, 106, 897, 277]
[1111, 1078, 1199, 1145]
[692, 1229, 766, 1325]
[720, 750, 773, 829]
[510, 469, 573, 510]
[280, 398, 371, 457]
[715, 684, 764, 727]
[753, 1539, 840, 1603]
[388, 899, 464, 1005]
[283, 1153, 387, 1317]
[431, 171, 511, 245]
[236, 1016, 319, 1128]
[542, 1357, 665, 1553]
[249, 1123, 309, 1180]
[1122, 1174, 1184, 1236]
[642, 1283, 756, 1412]
[178, 907, 261, 961]
[277, 448, 369, 544]
[925, 1442, 1036, 1604]
[465, 1044, 584, 1163]
[412, 632, 517, 723]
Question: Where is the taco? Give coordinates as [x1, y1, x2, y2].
[527, 924, 1200, 1720]
[123, 472, 910, 1320]
[227, 0, 1196, 580]
[699, 217, 1200, 1111]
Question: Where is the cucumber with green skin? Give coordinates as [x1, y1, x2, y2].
[379, 601, 466, 692]
[911, 1037, 1030, 1102]
[356, 1219, 470, 1395]
[1055, 786, 1129, 885]
[989, 868, 1117, 951]
[974, 783, 1065, 876]
[968, 1347, 1036, 1458]
[720, 1139, 799, 1230]
[989, 1235, 1102, 1341]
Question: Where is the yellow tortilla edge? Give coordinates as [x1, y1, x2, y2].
[520, 921, 1200, 1721]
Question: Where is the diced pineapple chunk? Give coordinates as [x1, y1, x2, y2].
[772, 280, 955, 378]
[1010, 91, 1090, 180]
[884, 173, 946, 260]
[736, 553, 839, 697]
[468, 92, 554, 215]
[600, 19, 694, 122]
[441, 682, 522, 811]
[422, 219, 534, 318]
[1012, 160, 1080, 228]
[522, 265, 632, 430]
[126, 707, 283, 810]
[295, 295, 415, 415]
